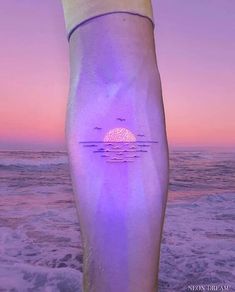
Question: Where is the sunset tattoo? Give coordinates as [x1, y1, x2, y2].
[79, 118, 158, 163]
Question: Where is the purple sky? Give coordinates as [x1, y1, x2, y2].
[0, 0, 234, 150]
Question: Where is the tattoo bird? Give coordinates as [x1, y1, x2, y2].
[94, 127, 102, 130]
[117, 118, 126, 122]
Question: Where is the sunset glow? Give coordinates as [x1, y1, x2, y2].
[0, 1, 234, 150]
[103, 128, 136, 142]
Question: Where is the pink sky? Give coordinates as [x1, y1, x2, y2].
[0, 0, 234, 150]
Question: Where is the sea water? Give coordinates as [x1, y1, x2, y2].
[0, 148, 234, 199]
[0, 149, 234, 291]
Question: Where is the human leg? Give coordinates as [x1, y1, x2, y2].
[65, 13, 169, 292]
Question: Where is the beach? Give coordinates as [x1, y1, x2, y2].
[0, 150, 234, 291]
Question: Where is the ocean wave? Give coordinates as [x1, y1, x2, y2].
[0, 263, 82, 291]
[0, 156, 68, 168]
[0, 150, 234, 193]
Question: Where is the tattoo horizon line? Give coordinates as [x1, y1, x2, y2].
[79, 141, 158, 144]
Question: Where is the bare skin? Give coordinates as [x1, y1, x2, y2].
[66, 13, 169, 292]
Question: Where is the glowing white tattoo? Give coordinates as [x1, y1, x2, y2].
[79, 120, 158, 163]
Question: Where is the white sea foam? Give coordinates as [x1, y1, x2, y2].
[0, 263, 82, 291]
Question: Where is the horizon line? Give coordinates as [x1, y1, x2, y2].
[79, 141, 159, 143]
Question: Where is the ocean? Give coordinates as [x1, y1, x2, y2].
[169, 148, 235, 198]
[0, 149, 234, 199]
[0, 149, 234, 291]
